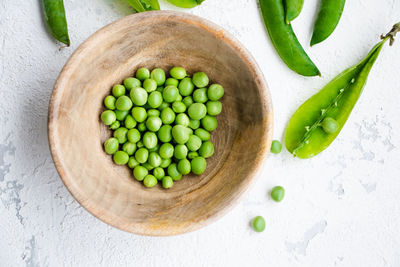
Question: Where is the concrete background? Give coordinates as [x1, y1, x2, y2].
[1, 0, 399, 266]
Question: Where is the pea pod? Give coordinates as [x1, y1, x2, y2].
[41, 0, 70, 46]
[310, 0, 346, 46]
[259, 0, 320, 76]
[284, 0, 304, 24]
[285, 23, 399, 158]
[167, 0, 204, 8]
[125, 0, 160, 12]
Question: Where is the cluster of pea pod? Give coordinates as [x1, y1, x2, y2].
[40, 0, 204, 47]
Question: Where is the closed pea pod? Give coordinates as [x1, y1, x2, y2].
[310, 0, 346, 46]
[41, 0, 70, 46]
[259, 0, 320, 76]
[284, 0, 304, 24]
[285, 24, 399, 159]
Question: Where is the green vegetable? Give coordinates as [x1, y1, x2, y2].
[193, 88, 208, 103]
[321, 117, 339, 134]
[191, 157, 206, 175]
[115, 96, 133, 111]
[178, 159, 191, 175]
[192, 72, 209, 88]
[112, 85, 126, 97]
[122, 142, 137, 155]
[130, 87, 148, 106]
[179, 78, 195, 96]
[142, 132, 158, 149]
[168, 163, 182, 181]
[153, 167, 165, 180]
[143, 174, 158, 188]
[174, 144, 188, 159]
[41, 0, 70, 46]
[201, 115, 217, 131]
[199, 141, 214, 158]
[186, 135, 202, 152]
[207, 84, 224, 101]
[109, 121, 120, 130]
[143, 78, 158, 93]
[206, 101, 222, 116]
[128, 157, 139, 169]
[115, 110, 129, 121]
[285, 23, 399, 158]
[160, 107, 176, 124]
[146, 116, 162, 132]
[163, 86, 179, 103]
[172, 101, 187, 113]
[104, 95, 116, 110]
[284, 0, 304, 23]
[159, 143, 174, 159]
[151, 68, 166, 86]
[162, 176, 174, 188]
[124, 115, 137, 129]
[167, 0, 204, 8]
[124, 78, 141, 90]
[270, 140, 282, 154]
[195, 128, 210, 141]
[136, 68, 150, 80]
[188, 103, 207, 120]
[104, 138, 119, 155]
[259, 0, 320, 76]
[251, 216, 266, 232]
[158, 125, 172, 142]
[170, 67, 187, 80]
[172, 125, 191, 144]
[135, 147, 149, 163]
[270, 186, 285, 202]
[175, 113, 190, 126]
[148, 152, 162, 167]
[100, 110, 116, 126]
[113, 151, 129, 165]
[310, 0, 346, 46]
[124, 0, 160, 13]
[113, 127, 128, 144]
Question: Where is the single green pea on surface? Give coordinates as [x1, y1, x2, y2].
[259, 0, 320, 76]
[270, 140, 282, 154]
[270, 186, 285, 202]
[167, 0, 205, 8]
[285, 23, 400, 159]
[310, 0, 346, 46]
[251, 216, 266, 232]
[41, 0, 70, 46]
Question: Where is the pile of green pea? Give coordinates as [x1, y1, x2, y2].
[100, 67, 224, 188]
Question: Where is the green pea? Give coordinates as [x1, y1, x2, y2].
[115, 110, 129, 121]
[207, 84, 225, 101]
[147, 109, 160, 117]
[138, 122, 147, 132]
[109, 121, 120, 130]
[191, 157, 207, 175]
[165, 78, 179, 87]
[137, 140, 144, 148]
[104, 95, 116, 110]
[153, 167, 165, 180]
[133, 165, 148, 181]
[270, 186, 285, 202]
[176, 94, 183, 102]
[168, 163, 182, 181]
[186, 135, 202, 151]
[206, 101, 222, 116]
[182, 96, 194, 107]
[136, 67, 150, 81]
[174, 144, 188, 159]
[321, 117, 339, 134]
[148, 91, 163, 108]
[135, 148, 149, 163]
[127, 129, 140, 143]
[158, 102, 170, 111]
[188, 103, 207, 120]
[160, 158, 172, 168]
[113, 151, 129, 165]
[143, 174, 158, 188]
[192, 72, 209, 88]
[148, 152, 162, 167]
[100, 110, 116, 125]
[124, 78, 141, 90]
[128, 157, 139, 168]
[130, 87, 148, 106]
[160, 107, 176, 124]
[270, 140, 282, 154]
[131, 107, 147, 122]
[158, 125, 172, 143]
[252, 216, 266, 232]
[112, 84, 126, 97]
[124, 115, 137, 129]
[177, 159, 191, 175]
[142, 162, 154, 171]
[172, 125, 191, 144]
[178, 77, 194, 96]
[170, 66, 187, 79]
[146, 116, 162, 132]
[175, 113, 190, 126]
[162, 176, 174, 189]
[159, 143, 174, 159]
[172, 101, 186, 113]
[113, 127, 128, 144]
[194, 128, 210, 141]
[143, 78, 157, 93]
[193, 88, 208, 103]
[151, 68, 166, 86]
[188, 119, 200, 130]
[142, 132, 158, 149]
[148, 144, 160, 153]
[115, 96, 133, 111]
[104, 137, 119, 155]
[199, 141, 214, 158]
[188, 151, 199, 159]
[122, 142, 137, 155]
[163, 86, 179, 103]
[201, 115, 217, 131]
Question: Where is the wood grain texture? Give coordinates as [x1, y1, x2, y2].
[48, 11, 273, 236]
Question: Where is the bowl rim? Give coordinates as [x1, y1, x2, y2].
[48, 10, 273, 236]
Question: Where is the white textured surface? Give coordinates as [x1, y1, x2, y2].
[1, 0, 400, 266]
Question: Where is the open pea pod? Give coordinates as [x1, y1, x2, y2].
[285, 23, 399, 158]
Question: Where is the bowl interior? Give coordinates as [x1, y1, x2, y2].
[49, 11, 272, 235]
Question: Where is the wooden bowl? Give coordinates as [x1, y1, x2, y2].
[48, 11, 273, 236]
